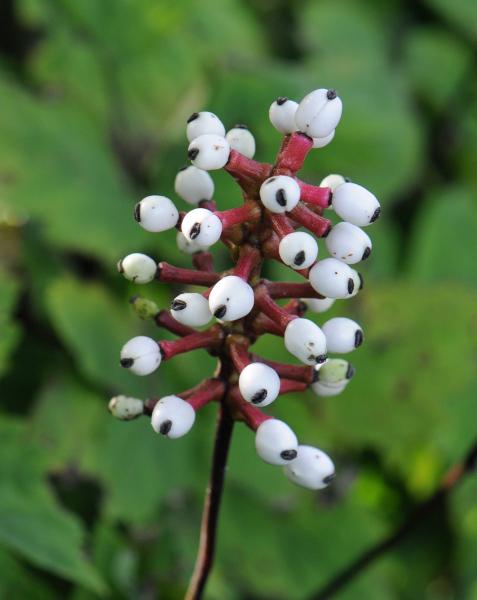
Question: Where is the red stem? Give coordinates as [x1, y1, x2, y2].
[288, 203, 332, 237]
[265, 280, 324, 300]
[186, 379, 226, 410]
[297, 181, 331, 208]
[233, 245, 261, 280]
[216, 203, 260, 230]
[254, 286, 295, 331]
[228, 387, 271, 430]
[229, 343, 251, 372]
[155, 310, 195, 337]
[269, 213, 295, 238]
[250, 313, 285, 337]
[158, 262, 220, 287]
[274, 132, 314, 174]
[280, 378, 309, 394]
[159, 327, 223, 360]
[198, 199, 217, 212]
[224, 149, 271, 195]
[193, 252, 215, 273]
[251, 354, 315, 383]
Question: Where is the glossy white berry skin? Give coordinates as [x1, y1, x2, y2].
[283, 446, 335, 490]
[295, 89, 343, 139]
[186, 111, 225, 142]
[208, 275, 255, 322]
[284, 318, 327, 366]
[332, 182, 381, 226]
[312, 130, 335, 148]
[255, 419, 298, 465]
[320, 174, 347, 193]
[134, 195, 179, 233]
[151, 395, 196, 439]
[120, 336, 161, 376]
[312, 380, 348, 397]
[269, 97, 299, 134]
[259, 175, 301, 214]
[279, 231, 318, 270]
[226, 126, 256, 159]
[170, 293, 212, 327]
[326, 222, 372, 264]
[239, 363, 280, 407]
[309, 258, 357, 299]
[174, 166, 214, 206]
[181, 208, 222, 247]
[176, 231, 209, 255]
[187, 134, 230, 171]
[322, 317, 363, 354]
[118, 253, 157, 284]
[302, 297, 335, 313]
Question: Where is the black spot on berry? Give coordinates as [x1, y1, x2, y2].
[277, 96, 288, 105]
[120, 358, 134, 368]
[346, 363, 356, 379]
[370, 207, 381, 223]
[358, 273, 364, 290]
[189, 222, 201, 239]
[171, 299, 187, 311]
[251, 389, 268, 404]
[234, 123, 248, 129]
[187, 112, 199, 123]
[362, 246, 371, 260]
[294, 251, 306, 266]
[347, 278, 355, 294]
[188, 148, 199, 161]
[323, 473, 335, 485]
[276, 189, 287, 207]
[214, 305, 227, 319]
[327, 192, 333, 207]
[315, 354, 327, 364]
[266, 177, 276, 184]
[281, 449, 298, 461]
[354, 329, 364, 348]
[133, 202, 141, 222]
[159, 420, 173, 435]
[326, 89, 337, 100]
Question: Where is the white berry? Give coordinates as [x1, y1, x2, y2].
[309, 258, 357, 299]
[117, 253, 157, 284]
[302, 297, 335, 313]
[320, 173, 347, 192]
[226, 125, 256, 159]
[312, 380, 348, 397]
[188, 134, 230, 170]
[171, 292, 212, 327]
[239, 363, 280, 407]
[120, 336, 161, 376]
[108, 395, 144, 420]
[332, 182, 381, 226]
[279, 231, 318, 270]
[176, 231, 209, 255]
[284, 318, 327, 366]
[315, 358, 355, 384]
[259, 175, 300, 214]
[186, 111, 225, 142]
[295, 89, 343, 139]
[174, 166, 214, 206]
[312, 130, 335, 148]
[255, 419, 298, 465]
[322, 317, 363, 353]
[134, 195, 179, 233]
[151, 395, 195, 439]
[208, 275, 254, 322]
[325, 222, 372, 264]
[269, 97, 299, 134]
[283, 445, 335, 490]
[181, 208, 222, 246]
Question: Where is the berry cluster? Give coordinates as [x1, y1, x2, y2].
[111, 88, 380, 491]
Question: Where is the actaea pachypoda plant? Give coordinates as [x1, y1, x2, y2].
[110, 88, 380, 492]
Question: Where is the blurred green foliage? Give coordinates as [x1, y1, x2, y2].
[1, 0, 477, 598]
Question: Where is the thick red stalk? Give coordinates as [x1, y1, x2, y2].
[279, 378, 309, 394]
[269, 213, 295, 238]
[233, 245, 261, 280]
[288, 203, 332, 237]
[198, 200, 217, 212]
[254, 286, 296, 330]
[216, 203, 260, 230]
[265, 280, 324, 300]
[158, 262, 220, 287]
[193, 252, 215, 273]
[297, 181, 331, 208]
[155, 310, 195, 337]
[251, 355, 314, 383]
[187, 380, 226, 410]
[228, 387, 271, 430]
[250, 313, 285, 337]
[224, 149, 271, 195]
[274, 132, 313, 174]
[159, 327, 223, 360]
[229, 343, 251, 372]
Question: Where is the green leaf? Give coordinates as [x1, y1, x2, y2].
[0, 547, 56, 600]
[424, 0, 477, 42]
[0, 417, 106, 594]
[0, 269, 21, 378]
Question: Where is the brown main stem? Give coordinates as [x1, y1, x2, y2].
[185, 401, 235, 600]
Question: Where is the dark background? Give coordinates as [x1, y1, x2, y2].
[1, 0, 477, 598]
